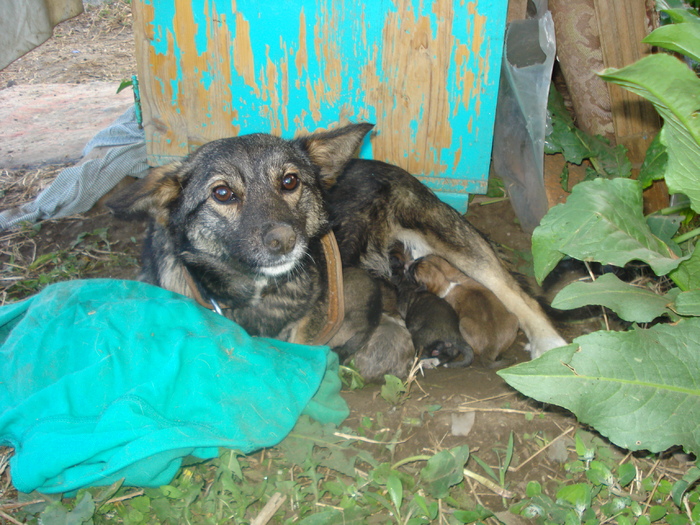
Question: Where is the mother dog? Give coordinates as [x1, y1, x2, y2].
[108, 123, 566, 380]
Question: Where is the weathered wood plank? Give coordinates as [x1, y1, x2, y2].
[594, 0, 660, 165]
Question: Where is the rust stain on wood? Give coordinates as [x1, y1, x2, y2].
[261, 47, 282, 135]
[173, 1, 238, 149]
[304, 2, 343, 123]
[468, 2, 488, 118]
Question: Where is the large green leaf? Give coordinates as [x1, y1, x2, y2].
[674, 290, 700, 316]
[420, 445, 470, 499]
[600, 54, 700, 214]
[498, 318, 700, 456]
[643, 23, 700, 64]
[545, 86, 631, 178]
[646, 214, 682, 256]
[532, 178, 685, 283]
[671, 242, 700, 290]
[638, 132, 668, 190]
[660, 6, 700, 24]
[551, 273, 676, 323]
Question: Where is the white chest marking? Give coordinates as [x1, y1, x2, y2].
[251, 277, 269, 305]
[438, 281, 457, 299]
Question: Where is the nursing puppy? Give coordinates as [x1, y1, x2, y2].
[107, 123, 565, 381]
[410, 255, 519, 364]
[389, 243, 473, 367]
[396, 277, 474, 368]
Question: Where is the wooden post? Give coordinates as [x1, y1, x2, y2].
[548, 0, 666, 212]
[594, 0, 666, 211]
[593, 0, 660, 166]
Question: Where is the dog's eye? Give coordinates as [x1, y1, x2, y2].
[281, 172, 300, 192]
[212, 185, 237, 203]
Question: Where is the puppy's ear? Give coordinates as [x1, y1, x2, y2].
[106, 163, 183, 226]
[296, 123, 374, 187]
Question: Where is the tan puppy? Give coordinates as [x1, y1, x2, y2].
[410, 255, 519, 364]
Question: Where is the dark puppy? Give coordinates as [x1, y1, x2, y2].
[410, 255, 519, 364]
[108, 123, 565, 381]
[389, 243, 473, 367]
[396, 278, 474, 368]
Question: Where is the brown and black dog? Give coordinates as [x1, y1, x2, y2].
[410, 255, 519, 364]
[107, 123, 565, 380]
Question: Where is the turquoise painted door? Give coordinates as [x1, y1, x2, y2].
[135, 0, 508, 211]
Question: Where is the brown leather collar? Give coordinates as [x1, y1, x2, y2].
[183, 231, 345, 346]
[182, 265, 225, 313]
[303, 230, 345, 345]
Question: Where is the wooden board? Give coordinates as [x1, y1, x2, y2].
[132, 0, 508, 211]
[593, 0, 660, 165]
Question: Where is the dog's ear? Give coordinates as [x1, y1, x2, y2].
[106, 163, 183, 226]
[296, 123, 374, 187]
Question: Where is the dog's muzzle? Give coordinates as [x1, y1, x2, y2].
[257, 223, 305, 276]
[262, 223, 297, 256]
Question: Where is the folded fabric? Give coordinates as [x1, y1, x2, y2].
[0, 279, 348, 494]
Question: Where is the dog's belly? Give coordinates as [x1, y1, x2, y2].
[396, 230, 432, 261]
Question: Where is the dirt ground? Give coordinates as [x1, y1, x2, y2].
[0, 0, 606, 514]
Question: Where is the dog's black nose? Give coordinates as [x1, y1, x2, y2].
[262, 223, 297, 255]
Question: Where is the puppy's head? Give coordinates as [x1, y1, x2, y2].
[108, 123, 373, 277]
[388, 242, 410, 275]
[408, 257, 452, 296]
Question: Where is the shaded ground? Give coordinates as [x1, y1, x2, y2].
[0, 1, 618, 519]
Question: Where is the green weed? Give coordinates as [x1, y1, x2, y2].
[0, 225, 137, 303]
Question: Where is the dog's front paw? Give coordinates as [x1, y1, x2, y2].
[526, 335, 568, 359]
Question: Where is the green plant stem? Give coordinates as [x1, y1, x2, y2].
[673, 226, 700, 244]
[653, 204, 691, 216]
[463, 469, 515, 498]
[478, 197, 509, 206]
[588, 153, 604, 177]
[391, 455, 432, 470]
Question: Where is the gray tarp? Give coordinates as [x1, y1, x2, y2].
[0, 0, 83, 70]
[0, 106, 149, 231]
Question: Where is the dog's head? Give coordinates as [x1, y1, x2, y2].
[109, 123, 373, 277]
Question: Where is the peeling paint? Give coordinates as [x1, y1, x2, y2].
[133, 0, 507, 208]
[295, 8, 308, 90]
[233, 12, 258, 96]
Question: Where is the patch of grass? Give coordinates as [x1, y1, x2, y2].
[0, 224, 137, 304]
[0, 166, 65, 212]
[512, 430, 699, 525]
[3, 379, 698, 524]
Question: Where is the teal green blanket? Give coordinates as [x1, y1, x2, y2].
[0, 279, 348, 494]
